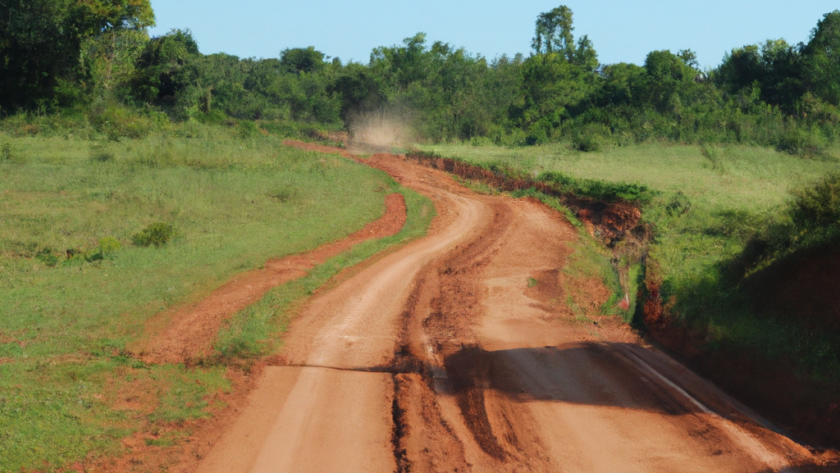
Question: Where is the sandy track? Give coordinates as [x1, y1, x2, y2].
[196, 151, 830, 472]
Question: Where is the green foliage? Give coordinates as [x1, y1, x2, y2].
[538, 171, 655, 202]
[1, 136, 13, 162]
[0, 0, 154, 111]
[35, 249, 59, 267]
[99, 236, 121, 253]
[3, 2, 837, 154]
[130, 29, 200, 108]
[790, 171, 840, 232]
[280, 46, 326, 74]
[803, 11, 840, 107]
[132, 222, 174, 248]
[531, 5, 597, 70]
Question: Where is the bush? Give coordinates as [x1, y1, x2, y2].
[1, 138, 12, 162]
[777, 127, 827, 157]
[538, 171, 655, 202]
[570, 124, 610, 152]
[35, 249, 59, 267]
[99, 237, 122, 254]
[790, 172, 840, 233]
[237, 120, 263, 139]
[90, 103, 158, 141]
[132, 223, 175, 248]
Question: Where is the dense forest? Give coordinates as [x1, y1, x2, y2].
[1, 2, 839, 155]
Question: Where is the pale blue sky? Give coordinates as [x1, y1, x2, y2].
[148, 1, 838, 68]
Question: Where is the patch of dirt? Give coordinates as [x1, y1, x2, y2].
[136, 193, 406, 364]
[79, 364, 265, 473]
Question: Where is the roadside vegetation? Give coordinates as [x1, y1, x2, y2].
[3, 0, 840, 463]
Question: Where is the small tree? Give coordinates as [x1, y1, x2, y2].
[531, 5, 597, 70]
[81, 0, 156, 89]
[803, 10, 840, 106]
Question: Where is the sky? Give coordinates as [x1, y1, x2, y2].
[148, 1, 839, 69]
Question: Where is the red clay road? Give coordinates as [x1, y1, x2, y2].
[193, 151, 829, 473]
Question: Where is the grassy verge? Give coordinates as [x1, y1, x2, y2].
[0, 124, 427, 471]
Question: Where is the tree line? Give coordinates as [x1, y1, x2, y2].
[1, 2, 839, 154]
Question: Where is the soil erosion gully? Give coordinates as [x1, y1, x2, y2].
[195, 150, 822, 472]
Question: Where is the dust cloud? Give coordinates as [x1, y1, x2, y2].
[348, 110, 412, 149]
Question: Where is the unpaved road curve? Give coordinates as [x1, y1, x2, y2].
[195, 153, 830, 473]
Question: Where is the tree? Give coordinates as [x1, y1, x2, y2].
[513, 52, 594, 143]
[280, 47, 326, 74]
[0, 0, 154, 110]
[643, 50, 698, 113]
[803, 10, 840, 106]
[131, 29, 200, 104]
[79, 0, 155, 89]
[531, 5, 597, 70]
[1, 0, 88, 110]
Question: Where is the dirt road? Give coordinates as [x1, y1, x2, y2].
[195, 152, 827, 472]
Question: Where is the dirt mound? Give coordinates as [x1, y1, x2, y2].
[136, 193, 406, 364]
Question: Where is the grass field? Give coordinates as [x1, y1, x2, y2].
[0, 128, 431, 471]
[420, 141, 840, 381]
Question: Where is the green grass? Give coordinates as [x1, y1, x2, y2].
[420, 141, 840, 380]
[0, 126, 430, 471]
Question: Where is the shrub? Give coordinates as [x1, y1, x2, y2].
[0, 136, 23, 163]
[237, 120, 262, 139]
[777, 127, 827, 157]
[99, 237, 122, 254]
[35, 249, 59, 267]
[132, 223, 175, 248]
[665, 191, 692, 216]
[571, 125, 608, 152]
[538, 171, 655, 202]
[789, 172, 840, 233]
[90, 103, 157, 141]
